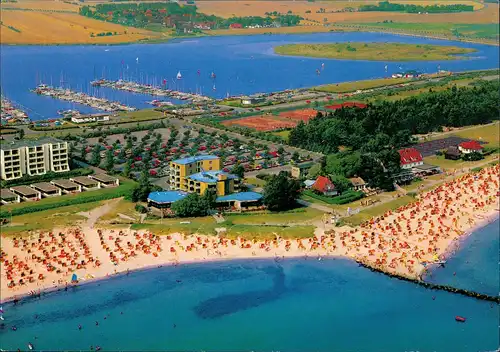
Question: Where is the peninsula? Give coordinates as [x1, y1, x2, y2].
[274, 42, 477, 61]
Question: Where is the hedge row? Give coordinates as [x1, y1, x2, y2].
[303, 190, 364, 205]
[0, 181, 136, 218]
[0, 168, 93, 188]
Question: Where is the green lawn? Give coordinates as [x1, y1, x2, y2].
[346, 23, 499, 40]
[226, 207, 323, 225]
[244, 177, 267, 187]
[448, 122, 500, 148]
[274, 42, 476, 61]
[271, 130, 291, 141]
[316, 77, 410, 93]
[117, 109, 164, 122]
[1, 201, 104, 236]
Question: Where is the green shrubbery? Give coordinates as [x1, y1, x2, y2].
[303, 190, 364, 205]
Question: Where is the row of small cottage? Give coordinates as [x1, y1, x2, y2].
[0, 174, 119, 204]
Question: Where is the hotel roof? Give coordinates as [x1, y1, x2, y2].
[71, 176, 99, 186]
[172, 155, 219, 165]
[31, 182, 59, 193]
[10, 185, 38, 197]
[1, 189, 18, 200]
[51, 179, 79, 189]
[216, 191, 262, 202]
[188, 170, 238, 184]
[0, 137, 64, 151]
[91, 174, 118, 183]
[148, 191, 189, 204]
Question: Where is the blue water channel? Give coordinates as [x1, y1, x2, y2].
[1, 32, 499, 120]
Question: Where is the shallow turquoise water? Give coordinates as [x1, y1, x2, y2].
[1, 249, 498, 351]
[426, 218, 500, 296]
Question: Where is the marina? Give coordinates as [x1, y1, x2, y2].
[1, 96, 29, 125]
[91, 79, 213, 104]
[32, 84, 136, 112]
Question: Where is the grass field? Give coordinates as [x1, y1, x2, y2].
[316, 77, 410, 93]
[116, 109, 165, 122]
[271, 130, 291, 141]
[0, 10, 160, 44]
[275, 42, 475, 61]
[1, 200, 104, 236]
[347, 22, 499, 40]
[446, 122, 500, 148]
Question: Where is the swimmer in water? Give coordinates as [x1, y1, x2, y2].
[96, 346, 101, 351]
[95, 321, 99, 326]
[78, 325, 82, 330]
[11, 326, 17, 331]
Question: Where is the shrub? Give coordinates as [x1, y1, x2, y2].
[303, 189, 364, 205]
[135, 204, 147, 213]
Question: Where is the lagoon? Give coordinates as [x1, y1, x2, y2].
[1, 32, 499, 120]
[1, 219, 498, 352]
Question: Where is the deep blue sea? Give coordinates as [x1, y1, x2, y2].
[1, 220, 498, 352]
[1, 32, 499, 120]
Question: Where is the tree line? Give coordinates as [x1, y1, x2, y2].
[359, 1, 474, 13]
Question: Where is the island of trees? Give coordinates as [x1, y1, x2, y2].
[274, 43, 476, 61]
[358, 1, 474, 13]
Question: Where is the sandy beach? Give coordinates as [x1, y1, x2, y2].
[1, 164, 499, 303]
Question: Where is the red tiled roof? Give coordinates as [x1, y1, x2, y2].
[398, 148, 423, 165]
[312, 176, 335, 193]
[459, 141, 483, 151]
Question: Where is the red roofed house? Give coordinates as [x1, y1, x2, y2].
[312, 176, 338, 196]
[458, 141, 484, 154]
[398, 148, 423, 170]
[229, 23, 243, 29]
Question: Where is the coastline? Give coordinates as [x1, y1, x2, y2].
[1, 164, 499, 305]
[1, 26, 499, 47]
[2, 210, 498, 305]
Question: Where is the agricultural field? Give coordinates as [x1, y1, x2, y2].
[196, 1, 483, 19]
[0, 10, 160, 44]
[274, 42, 476, 61]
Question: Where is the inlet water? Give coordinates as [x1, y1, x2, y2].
[1, 32, 499, 119]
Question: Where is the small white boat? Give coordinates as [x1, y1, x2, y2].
[176, 71, 182, 80]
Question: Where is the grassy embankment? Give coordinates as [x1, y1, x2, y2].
[274, 43, 477, 61]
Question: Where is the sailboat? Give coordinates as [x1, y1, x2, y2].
[136, 57, 139, 63]
[210, 72, 216, 79]
[384, 64, 388, 72]
[212, 84, 216, 91]
[176, 71, 182, 80]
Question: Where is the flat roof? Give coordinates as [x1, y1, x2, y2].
[71, 176, 99, 186]
[172, 155, 219, 165]
[414, 163, 441, 171]
[148, 191, 189, 204]
[216, 192, 262, 203]
[1, 189, 18, 200]
[188, 171, 238, 184]
[10, 185, 38, 197]
[51, 179, 79, 189]
[0, 137, 64, 151]
[91, 174, 117, 183]
[31, 182, 59, 193]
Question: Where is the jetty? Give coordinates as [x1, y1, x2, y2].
[1, 96, 29, 125]
[91, 79, 213, 104]
[32, 84, 136, 112]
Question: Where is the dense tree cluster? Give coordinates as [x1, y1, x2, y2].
[359, 1, 473, 13]
[80, 2, 301, 29]
[290, 81, 499, 154]
[262, 172, 301, 211]
[171, 189, 217, 217]
[289, 81, 499, 190]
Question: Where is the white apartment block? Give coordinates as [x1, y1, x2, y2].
[0, 138, 70, 180]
